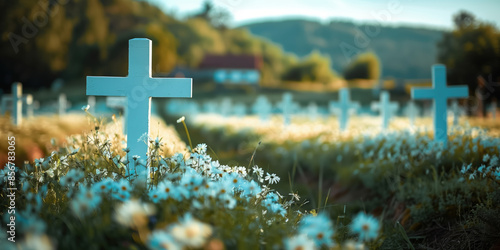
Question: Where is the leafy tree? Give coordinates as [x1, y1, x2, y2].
[343, 52, 381, 80]
[282, 50, 337, 84]
[437, 11, 500, 92]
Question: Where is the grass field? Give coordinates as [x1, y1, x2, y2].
[1, 112, 499, 249]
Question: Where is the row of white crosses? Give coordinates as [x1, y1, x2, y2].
[1, 83, 34, 121]
[1, 82, 79, 125]
[85, 38, 471, 181]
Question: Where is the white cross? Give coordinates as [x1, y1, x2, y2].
[306, 102, 319, 121]
[252, 95, 272, 122]
[3, 83, 24, 125]
[371, 91, 399, 130]
[278, 92, 294, 126]
[203, 101, 218, 114]
[329, 88, 360, 131]
[185, 101, 200, 117]
[58, 93, 68, 116]
[106, 96, 128, 133]
[87, 96, 96, 114]
[232, 103, 247, 117]
[86, 38, 192, 178]
[412, 64, 468, 146]
[449, 100, 465, 126]
[404, 101, 419, 127]
[489, 101, 497, 120]
[1, 94, 34, 118]
[220, 98, 232, 117]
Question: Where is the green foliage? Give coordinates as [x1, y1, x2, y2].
[0, 114, 384, 249]
[282, 50, 338, 83]
[343, 52, 381, 80]
[188, 115, 500, 249]
[0, 0, 180, 88]
[1, 0, 319, 91]
[437, 11, 500, 87]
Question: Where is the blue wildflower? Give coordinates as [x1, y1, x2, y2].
[350, 212, 380, 241]
[299, 213, 335, 247]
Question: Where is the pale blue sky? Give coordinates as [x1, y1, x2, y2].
[152, 0, 500, 29]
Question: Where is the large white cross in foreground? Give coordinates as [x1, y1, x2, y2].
[87, 38, 192, 178]
[329, 88, 360, 131]
[412, 64, 468, 146]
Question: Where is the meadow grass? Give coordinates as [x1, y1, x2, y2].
[1, 113, 386, 250]
[186, 114, 500, 249]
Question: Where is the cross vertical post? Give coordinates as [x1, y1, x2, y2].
[412, 64, 468, 146]
[87, 96, 96, 113]
[490, 101, 497, 120]
[371, 91, 398, 130]
[280, 93, 293, 126]
[58, 94, 67, 116]
[449, 100, 464, 126]
[252, 95, 272, 122]
[405, 101, 419, 127]
[220, 98, 232, 117]
[330, 88, 360, 131]
[25, 95, 33, 117]
[12, 82, 22, 126]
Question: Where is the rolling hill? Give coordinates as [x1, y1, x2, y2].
[241, 19, 445, 79]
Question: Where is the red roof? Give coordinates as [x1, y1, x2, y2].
[198, 54, 263, 70]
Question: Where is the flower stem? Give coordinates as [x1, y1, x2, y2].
[181, 120, 193, 152]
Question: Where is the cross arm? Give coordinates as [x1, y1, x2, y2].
[411, 88, 435, 99]
[147, 78, 192, 98]
[87, 76, 130, 96]
[445, 86, 469, 98]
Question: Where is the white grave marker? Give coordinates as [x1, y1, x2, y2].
[87, 96, 96, 113]
[412, 64, 468, 146]
[488, 101, 497, 120]
[203, 101, 218, 114]
[306, 102, 319, 121]
[87, 38, 192, 178]
[278, 92, 294, 126]
[252, 95, 272, 122]
[329, 88, 360, 131]
[403, 101, 419, 127]
[232, 103, 246, 117]
[220, 98, 232, 117]
[12, 83, 22, 125]
[1, 94, 34, 118]
[1, 83, 26, 125]
[58, 94, 68, 116]
[449, 100, 465, 126]
[186, 101, 200, 117]
[371, 91, 399, 130]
